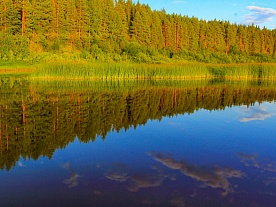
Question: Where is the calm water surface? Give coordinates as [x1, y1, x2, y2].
[0, 79, 275, 207]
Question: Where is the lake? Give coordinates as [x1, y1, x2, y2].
[0, 78, 275, 207]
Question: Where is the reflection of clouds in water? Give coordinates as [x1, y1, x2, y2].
[263, 176, 276, 186]
[237, 152, 260, 168]
[63, 173, 80, 188]
[151, 164, 177, 181]
[17, 161, 25, 167]
[127, 174, 165, 192]
[170, 196, 186, 207]
[239, 106, 274, 122]
[105, 162, 130, 182]
[106, 171, 129, 182]
[62, 162, 80, 188]
[149, 152, 244, 196]
[167, 122, 182, 126]
[105, 162, 175, 192]
[127, 167, 176, 192]
[237, 152, 276, 173]
[238, 152, 276, 196]
[264, 162, 276, 173]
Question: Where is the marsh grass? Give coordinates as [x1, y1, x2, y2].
[8, 61, 276, 80]
[30, 62, 213, 80]
[207, 63, 276, 80]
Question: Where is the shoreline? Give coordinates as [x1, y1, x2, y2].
[1, 62, 276, 80]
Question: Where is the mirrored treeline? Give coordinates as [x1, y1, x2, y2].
[1, 78, 276, 171]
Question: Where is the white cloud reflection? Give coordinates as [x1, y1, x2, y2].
[239, 106, 274, 122]
[105, 163, 130, 182]
[149, 152, 244, 196]
[105, 171, 129, 182]
[237, 152, 276, 173]
[127, 174, 165, 192]
[170, 196, 186, 207]
[17, 161, 25, 167]
[105, 162, 175, 192]
[237, 152, 260, 168]
[62, 162, 80, 188]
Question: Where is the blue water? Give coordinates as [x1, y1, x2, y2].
[0, 102, 276, 207]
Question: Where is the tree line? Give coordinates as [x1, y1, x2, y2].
[1, 0, 276, 63]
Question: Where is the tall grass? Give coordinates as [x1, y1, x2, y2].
[23, 61, 276, 80]
[208, 63, 276, 80]
[30, 61, 212, 80]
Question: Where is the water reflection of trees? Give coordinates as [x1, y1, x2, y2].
[1, 79, 276, 171]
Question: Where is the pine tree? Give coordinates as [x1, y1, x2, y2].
[150, 10, 164, 50]
[0, 0, 276, 62]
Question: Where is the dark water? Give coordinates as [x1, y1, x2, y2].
[0, 78, 276, 207]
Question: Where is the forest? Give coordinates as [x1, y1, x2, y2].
[1, 0, 276, 64]
[1, 78, 276, 170]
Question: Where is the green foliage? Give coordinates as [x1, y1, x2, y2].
[124, 42, 142, 57]
[27, 62, 276, 80]
[0, 34, 30, 61]
[1, 0, 276, 63]
[229, 45, 240, 55]
[51, 40, 60, 51]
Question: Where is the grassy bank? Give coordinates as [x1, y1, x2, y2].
[30, 62, 212, 80]
[0, 61, 36, 78]
[1, 61, 276, 80]
[29, 62, 276, 80]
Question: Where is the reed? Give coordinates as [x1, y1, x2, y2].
[25, 61, 276, 80]
[30, 62, 213, 80]
[207, 63, 276, 80]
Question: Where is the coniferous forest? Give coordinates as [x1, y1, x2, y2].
[1, 0, 276, 64]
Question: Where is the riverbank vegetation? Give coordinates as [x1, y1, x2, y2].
[28, 62, 276, 80]
[2, 61, 276, 80]
[1, 0, 276, 65]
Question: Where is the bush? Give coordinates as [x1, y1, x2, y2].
[0, 34, 30, 61]
[133, 52, 151, 63]
[124, 42, 142, 57]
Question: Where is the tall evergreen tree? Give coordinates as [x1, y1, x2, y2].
[0, 0, 276, 62]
